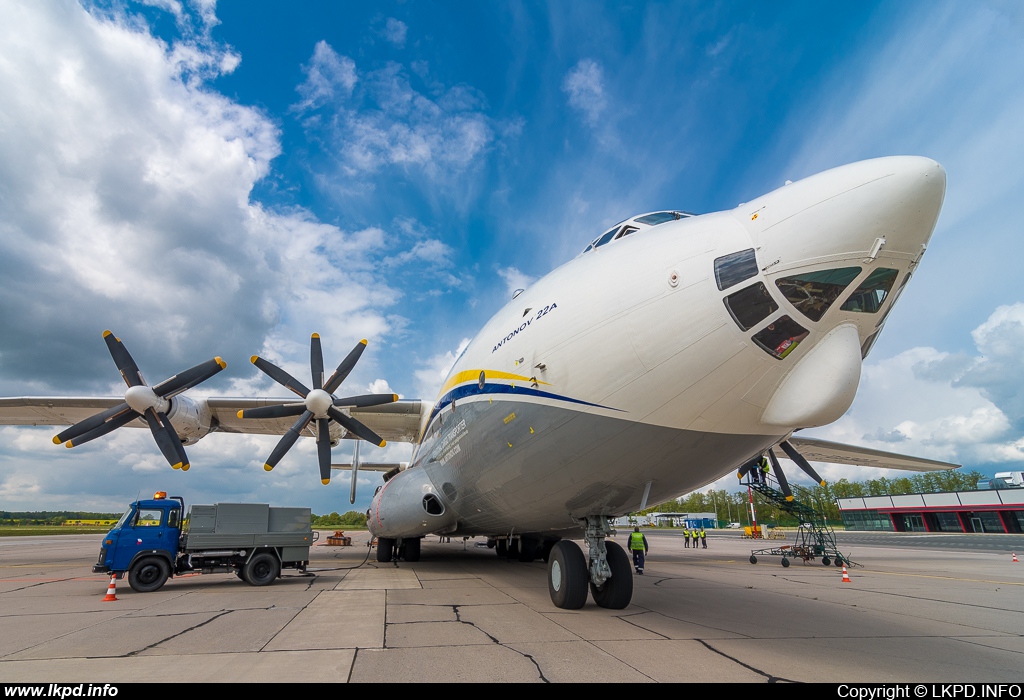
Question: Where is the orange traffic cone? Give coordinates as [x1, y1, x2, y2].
[841, 565, 851, 583]
[102, 573, 118, 602]
[1013, 552, 1019, 563]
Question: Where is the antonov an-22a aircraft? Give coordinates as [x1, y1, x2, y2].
[0, 155, 960, 610]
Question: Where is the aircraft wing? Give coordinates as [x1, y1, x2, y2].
[785, 436, 960, 472]
[0, 396, 430, 444]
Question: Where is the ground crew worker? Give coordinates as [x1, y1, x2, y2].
[629, 526, 649, 574]
[683, 528, 690, 548]
[760, 456, 771, 482]
[690, 528, 698, 551]
[700, 527, 707, 549]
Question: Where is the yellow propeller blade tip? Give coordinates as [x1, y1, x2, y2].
[102, 330, 112, 337]
[360, 338, 368, 345]
[52, 435, 61, 445]
[250, 355, 259, 364]
[785, 496, 794, 501]
[236, 410, 244, 419]
[378, 440, 387, 447]
[181, 464, 190, 472]
[171, 462, 182, 470]
[215, 357, 226, 369]
[392, 394, 399, 402]
[311, 332, 320, 339]
[321, 479, 330, 485]
[264, 463, 274, 472]
[65, 441, 74, 448]
[820, 480, 827, 487]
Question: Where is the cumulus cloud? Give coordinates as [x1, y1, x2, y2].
[804, 303, 1024, 479]
[562, 59, 607, 126]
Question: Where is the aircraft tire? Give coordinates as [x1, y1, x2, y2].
[128, 556, 170, 593]
[506, 538, 520, 560]
[401, 537, 421, 562]
[377, 537, 395, 562]
[547, 540, 588, 610]
[518, 536, 539, 562]
[590, 541, 633, 610]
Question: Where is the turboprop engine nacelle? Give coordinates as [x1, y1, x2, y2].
[368, 467, 457, 538]
[166, 395, 215, 445]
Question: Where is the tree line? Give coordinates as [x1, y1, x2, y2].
[640, 469, 985, 527]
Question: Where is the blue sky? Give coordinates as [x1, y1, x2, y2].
[1, 0, 1023, 514]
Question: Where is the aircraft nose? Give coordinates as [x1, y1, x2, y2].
[753, 156, 946, 269]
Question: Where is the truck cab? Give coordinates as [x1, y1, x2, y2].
[93, 491, 182, 592]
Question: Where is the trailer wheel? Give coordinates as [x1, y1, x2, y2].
[781, 556, 790, 568]
[128, 557, 170, 592]
[749, 555, 757, 564]
[244, 552, 280, 586]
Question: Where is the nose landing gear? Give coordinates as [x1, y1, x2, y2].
[546, 516, 633, 610]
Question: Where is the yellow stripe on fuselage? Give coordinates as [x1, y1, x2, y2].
[437, 369, 550, 399]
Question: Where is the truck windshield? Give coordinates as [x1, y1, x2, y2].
[114, 508, 133, 529]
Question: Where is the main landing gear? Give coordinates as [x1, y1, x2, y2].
[547, 516, 633, 610]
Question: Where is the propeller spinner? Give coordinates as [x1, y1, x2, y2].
[239, 334, 397, 484]
[53, 331, 226, 471]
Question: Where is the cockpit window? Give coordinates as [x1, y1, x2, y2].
[723, 282, 779, 331]
[752, 315, 809, 359]
[840, 268, 899, 313]
[714, 249, 758, 291]
[593, 226, 619, 249]
[775, 267, 861, 322]
[616, 226, 639, 239]
[634, 211, 681, 226]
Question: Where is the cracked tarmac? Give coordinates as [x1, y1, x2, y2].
[1, 530, 1022, 682]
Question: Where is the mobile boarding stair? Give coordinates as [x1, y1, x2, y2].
[741, 449, 854, 569]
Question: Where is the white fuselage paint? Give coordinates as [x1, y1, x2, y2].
[368, 156, 946, 539]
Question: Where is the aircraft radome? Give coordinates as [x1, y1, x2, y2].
[0, 155, 960, 610]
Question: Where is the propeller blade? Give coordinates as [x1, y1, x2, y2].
[767, 449, 793, 500]
[153, 357, 227, 398]
[264, 410, 314, 471]
[143, 409, 190, 470]
[327, 405, 386, 447]
[251, 356, 311, 398]
[310, 333, 324, 391]
[54, 402, 134, 445]
[737, 459, 757, 480]
[323, 339, 367, 394]
[103, 330, 145, 387]
[779, 440, 826, 486]
[332, 393, 399, 409]
[237, 403, 307, 420]
[61, 406, 140, 447]
[316, 418, 332, 484]
[349, 440, 361, 505]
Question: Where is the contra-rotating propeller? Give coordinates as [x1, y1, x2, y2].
[238, 334, 398, 484]
[53, 331, 226, 471]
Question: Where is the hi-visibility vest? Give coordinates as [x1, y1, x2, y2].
[629, 532, 645, 550]
[700, 529, 706, 538]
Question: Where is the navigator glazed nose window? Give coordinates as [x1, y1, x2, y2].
[775, 267, 861, 322]
[840, 268, 899, 313]
[714, 248, 758, 290]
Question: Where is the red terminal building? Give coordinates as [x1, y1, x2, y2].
[837, 486, 1024, 533]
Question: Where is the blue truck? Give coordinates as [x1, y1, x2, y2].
[93, 492, 315, 592]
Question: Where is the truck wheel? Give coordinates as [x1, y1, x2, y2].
[244, 552, 280, 586]
[128, 557, 170, 593]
